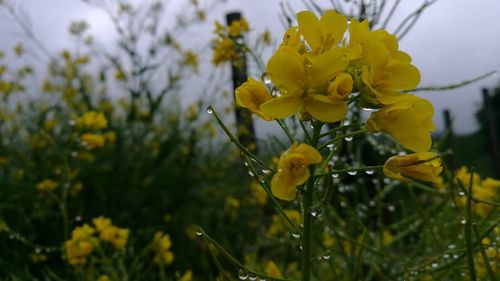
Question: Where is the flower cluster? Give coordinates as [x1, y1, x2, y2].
[152, 231, 175, 266]
[64, 217, 129, 267]
[76, 111, 116, 150]
[211, 18, 249, 65]
[235, 10, 442, 192]
[453, 166, 500, 217]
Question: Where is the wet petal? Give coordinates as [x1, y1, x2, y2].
[266, 46, 306, 94]
[297, 11, 321, 51]
[307, 49, 348, 88]
[303, 94, 348, 122]
[261, 95, 301, 119]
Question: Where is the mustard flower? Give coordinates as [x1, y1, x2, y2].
[93, 216, 129, 249]
[265, 261, 283, 278]
[267, 209, 301, 236]
[261, 46, 349, 122]
[78, 111, 108, 130]
[366, 96, 435, 152]
[227, 18, 249, 37]
[361, 39, 420, 107]
[383, 152, 442, 184]
[271, 143, 322, 201]
[152, 231, 175, 266]
[36, 179, 59, 192]
[64, 224, 97, 267]
[235, 77, 273, 121]
[296, 10, 347, 54]
[80, 133, 106, 149]
[212, 37, 238, 65]
[179, 270, 193, 281]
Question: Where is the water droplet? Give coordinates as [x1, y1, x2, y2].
[75, 216, 82, 222]
[238, 269, 248, 280]
[431, 263, 439, 268]
[361, 107, 376, 112]
[452, 254, 460, 259]
[365, 170, 375, 175]
[322, 253, 331, 260]
[460, 219, 466, 224]
[206, 106, 213, 114]
[344, 136, 353, 142]
[331, 173, 339, 178]
[448, 244, 456, 250]
[68, 120, 76, 126]
[35, 248, 42, 254]
[248, 275, 257, 281]
[248, 171, 254, 177]
[310, 208, 323, 217]
[458, 191, 465, 196]
[195, 231, 202, 236]
[369, 200, 376, 207]
[387, 205, 396, 212]
[326, 143, 335, 149]
[443, 254, 450, 259]
[347, 170, 357, 176]
[262, 73, 271, 85]
[340, 201, 347, 208]
[262, 169, 271, 175]
[291, 232, 301, 239]
[70, 151, 78, 157]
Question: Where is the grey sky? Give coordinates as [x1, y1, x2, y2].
[1, 0, 499, 135]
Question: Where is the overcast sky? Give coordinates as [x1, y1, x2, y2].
[1, 0, 499, 134]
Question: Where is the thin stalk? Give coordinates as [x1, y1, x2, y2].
[318, 123, 362, 139]
[207, 105, 275, 172]
[465, 169, 477, 281]
[318, 129, 367, 150]
[314, 165, 383, 178]
[473, 224, 497, 281]
[276, 119, 296, 143]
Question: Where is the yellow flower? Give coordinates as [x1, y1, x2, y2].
[180, 50, 199, 73]
[93, 217, 129, 249]
[296, 10, 347, 54]
[361, 39, 420, 107]
[250, 181, 268, 206]
[80, 133, 105, 149]
[36, 179, 59, 192]
[179, 270, 193, 281]
[267, 209, 301, 236]
[152, 231, 175, 266]
[212, 37, 238, 65]
[271, 143, 322, 201]
[265, 261, 283, 278]
[383, 152, 442, 184]
[78, 111, 108, 130]
[227, 18, 249, 37]
[366, 96, 435, 152]
[327, 72, 353, 101]
[261, 46, 349, 122]
[235, 77, 273, 121]
[97, 275, 110, 281]
[65, 224, 97, 267]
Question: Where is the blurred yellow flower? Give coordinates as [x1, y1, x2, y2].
[93, 216, 129, 249]
[179, 270, 193, 281]
[80, 133, 105, 149]
[265, 261, 283, 278]
[78, 111, 108, 130]
[366, 96, 435, 152]
[383, 152, 442, 184]
[268, 209, 301, 237]
[227, 18, 249, 37]
[180, 50, 199, 73]
[152, 231, 175, 266]
[36, 179, 59, 192]
[65, 224, 97, 267]
[250, 181, 268, 206]
[97, 275, 110, 281]
[261, 46, 349, 122]
[271, 143, 322, 201]
[235, 77, 273, 121]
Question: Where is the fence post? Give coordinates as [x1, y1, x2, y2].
[226, 12, 257, 152]
[443, 109, 459, 170]
[482, 89, 500, 177]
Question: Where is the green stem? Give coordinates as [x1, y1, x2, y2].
[318, 129, 367, 150]
[314, 165, 383, 178]
[465, 169, 477, 281]
[301, 121, 322, 281]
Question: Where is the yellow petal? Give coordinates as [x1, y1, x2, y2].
[266, 47, 306, 94]
[320, 10, 347, 45]
[303, 95, 348, 123]
[260, 95, 301, 119]
[291, 143, 322, 165]
[328, 73, 353, 100]
[307, 49, 348, 88]
[385, 63, 420, 90]
[235, 77, 273, 121]
[297, 11, 321, 51]
[349, 19, 370, 47]
[271, 170, 298, 201]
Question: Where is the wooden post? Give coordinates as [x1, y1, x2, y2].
[443, 109, 459, 170]
[482, 89, 500, 176]
[226, 12, 257, 152]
